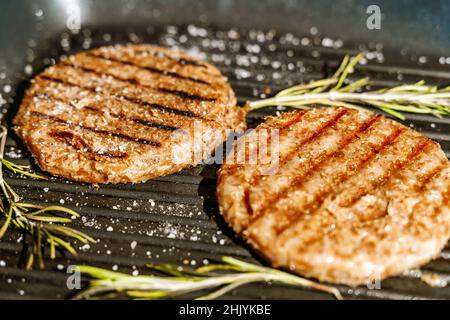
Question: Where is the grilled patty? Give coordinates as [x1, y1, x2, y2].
[217, 107, 450, 286]
[14, 44, 246, 184]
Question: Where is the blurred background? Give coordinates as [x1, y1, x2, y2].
[1, 0, 449, 116]
[0, 0, 449, 105]
[1, 0, 450, 56]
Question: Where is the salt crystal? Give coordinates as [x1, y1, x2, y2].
[310, 27, 318, 35]
[24, 65, 33, 75]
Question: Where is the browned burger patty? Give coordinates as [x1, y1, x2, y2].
[14, 44, 246, 184]
[217, 107, 450, 286]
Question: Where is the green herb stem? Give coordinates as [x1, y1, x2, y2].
[248, 53, 450, 120]
[0, 125, 95, 269]
[74, 256, 342, 300]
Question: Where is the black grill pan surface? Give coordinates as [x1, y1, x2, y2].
[1, 1, 450, 300]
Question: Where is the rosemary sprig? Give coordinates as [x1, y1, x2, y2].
[0, 126, 95, 269]
[73, 256, 342, 300]
[248, 53, 450, 120]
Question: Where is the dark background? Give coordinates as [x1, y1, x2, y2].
[1, 0, 450, 69]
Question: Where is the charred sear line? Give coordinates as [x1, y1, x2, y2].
[250, 109, 348, 193]
[33, 92, 180, 133]
[416, 160, 448, 192]
[31, 111, 161, 147]
[55, 62, 216, 109]
[243, 188, 253, 217]
[308, 127, 405, 212]
[37, 75, 202, 119]
[279, 125, 404, 235]
[85, 52, 211, 85]
[253, 114, 380, 226]
[278, 110, 309, 130]
[62, 59, 207, 104]
[60, 61, 140, 87]
[49, 130, 128, 159]
[271, 116, 385, 234]
[131, 118, 179, 131]
[277, 109, 348, 167]
[226, 111, 309, 184]
[121, 96, 199, 118]
[158, 87, 216, 102]
[343, 137, 432, 208]
[39, 75, 97, 93]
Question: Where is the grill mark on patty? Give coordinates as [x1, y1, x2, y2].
[276, 125, 404, 234]
[286, 158, 446, 262]
[224, 110, 309, 176]
[254, 110, 311, 162]
[130, 118, 178, 131]
[255, 110, 308, 161]
[85, 52, 211, 85]
[277, 111, 309, 130]
[120, 96, 200, 119]
[38, 75, 202, 119]
[247, 109, 348, 215]
[294, 181, 450, 264]
[49, 130, 127, 159]
[57, 61, 216, 102]
[250, 114, 381, 226]
[282, 133, 429, 247]
[249, 129, 405, 251]
[31, 111, 161, 147]
[314, 126, 405, 206]
[340, 137, 432, 208]
[157, 87, 216, 102]
[415, 160, 448, 192]
[33, 92, 179, 132]
[245, 122, 405, 251]
[324, 154, 448, 243]
[250, 109, 348, 190]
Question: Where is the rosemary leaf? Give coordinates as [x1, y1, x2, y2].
[248, 53, 450, 120]
[74, 257, 343, 300]
[0, 125, 95, 269]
